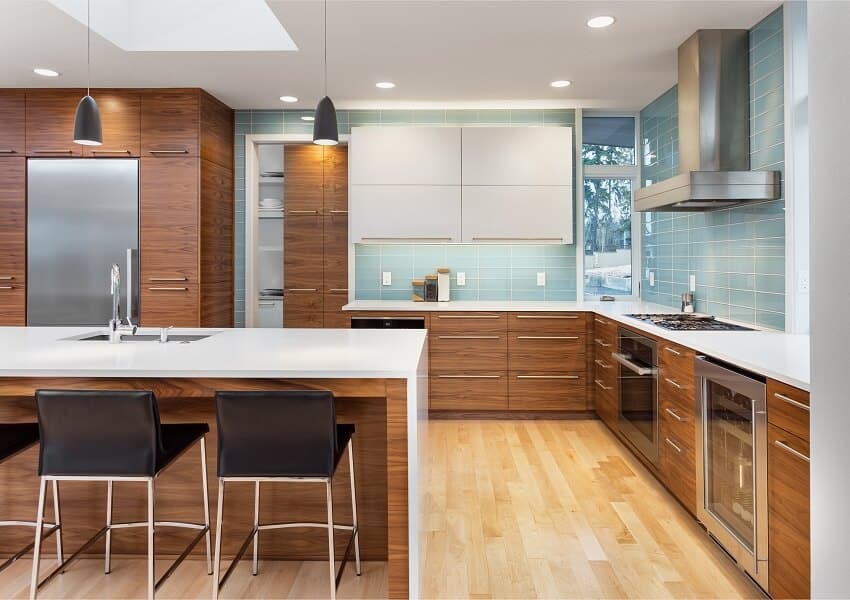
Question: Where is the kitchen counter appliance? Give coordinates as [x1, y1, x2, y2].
[614, 328, 659, 465]
[695, 355, 768, 590]
[626, 314, 754, 331]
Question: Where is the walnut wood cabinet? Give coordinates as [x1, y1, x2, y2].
[83, 90, 141, 157]
[0, 90, 25, 156]
[0, 158, 26, 325]
[591, 315, 618, 429]
[25, 89, 86, 156]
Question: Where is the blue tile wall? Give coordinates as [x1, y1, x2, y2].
[354, 244, 577, 301]
[639, 7, 786, 330]
[233, 109, 577, 325]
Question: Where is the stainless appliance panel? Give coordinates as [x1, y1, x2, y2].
[27, 159, 139, 326]
[617, 328, 659, 465]
[695, 356, 768, 590]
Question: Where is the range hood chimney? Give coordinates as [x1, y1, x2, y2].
[635, 29, 781, 212]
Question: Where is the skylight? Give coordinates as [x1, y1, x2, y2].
[47, 0, 298, 52]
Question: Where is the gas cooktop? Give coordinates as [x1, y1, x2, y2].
[626, 314, 755, 331]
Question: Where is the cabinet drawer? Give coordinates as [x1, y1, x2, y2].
[593, 333, 616, 355]
[659, 368, 695, 411]
[768, 423, 810, 599]
[141, 283, 199, 327]
[659, 341, 696, 378]
[509, 334, 585, 371]
[660, 396, 695, 453]
[431, 335, 507, 372]
[141, 90, 199, 156]
[0, 284, 26, 326]
[431, 312, 506, 335]
[767, 379, 810, 442]
[595, 385, 618, 430]
[430, 374, 507, 410]
[508, 312, 586, 335]
[659, 429, 697, 515]
[509, 372, 586, 411]
[591, 314, 619, 339]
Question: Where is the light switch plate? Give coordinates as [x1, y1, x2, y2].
[456, 272, 466, 286]
[537, 272, 546, 286]
[382, 271, 392, 286]
[649, 271, 655, 287]
[689, 274, 696, 292]
[798, 269, 810, 293]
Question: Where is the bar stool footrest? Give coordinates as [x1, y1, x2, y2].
[0, 522, 60, 574]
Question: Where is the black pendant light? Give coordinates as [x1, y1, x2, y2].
[73, 0, 102, 146]
[313, 0, 338, 146]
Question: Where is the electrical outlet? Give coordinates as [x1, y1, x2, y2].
[537, 272, 546, 286]
[798, 269, 810, 293]
[382, 271, 392, 286]
[649, 271, 655, 287]
[456, 272, 466, 286]
[689, 274, 696, 292]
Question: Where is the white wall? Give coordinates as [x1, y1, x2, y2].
[809, 1, 850, 597]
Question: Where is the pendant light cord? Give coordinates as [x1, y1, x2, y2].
[86, 0, 91, 96]
[323, 0, 327, 97]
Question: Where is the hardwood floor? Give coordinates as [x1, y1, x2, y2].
[0, 419, 760, 599]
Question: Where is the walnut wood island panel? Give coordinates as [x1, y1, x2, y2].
[0, 327, 429, 599]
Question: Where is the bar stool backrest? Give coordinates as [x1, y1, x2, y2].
[215, 390, 338, 478]
[35, 389, 162, 477]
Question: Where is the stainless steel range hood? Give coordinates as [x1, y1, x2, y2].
[635, 29, 781, 212]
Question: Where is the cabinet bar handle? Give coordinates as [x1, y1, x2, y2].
[148, 287, 188, 291]
[0, 286, 14, 290]
[774, 393, 809, 412]
[328, 210, 348, 214]
[664, 346, 683, 356]
[594, 379, 613, 390]
[34, 150, 73, 154]
[594, 359, 611, 369]
[438, 335, 499, 339]
[665, 407, 686, 422]
[664, 438, 683, 453]
[148, 149, 189, 154]
[594, 317, 609, 325]
[0, 150, 17, 154]
[287, 210, 319, 214]
[472, 236, 563, 241]
[773, 439, 810, 463]
[258, 302, 276, 307]
[438, 375, 501, 379]
[594, 338, 612, 347]
[329, 288, 348, 292]
[92, 150, 131, 154]
[517, 335, 578, 340]
[664, 377, 683, 390]
[361, 237, 453, 241]
[517, 375, 579, 379]
[0, 276, 14, 280]
[437, 314, 500, 319]
[286, 288, 318, 292]
[516, 315, 579, 319]
[149, 277, 188, 282]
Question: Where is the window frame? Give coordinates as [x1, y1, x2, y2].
[576, 110, 642, 300]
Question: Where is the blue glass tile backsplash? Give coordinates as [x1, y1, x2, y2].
[639, 7, 786, 330]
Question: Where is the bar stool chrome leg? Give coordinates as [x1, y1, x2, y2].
[104, 481, 113, 574]
[28, 479, 47, 600]
[252, 481, 260, 576]
[147, 479, 155, 600]
[326, 480, 336, 600]
[51, 481, 63, 565]
[200, 437, 213, 576]
[347, 438, 362, 576]
[212, 480, 225, 600]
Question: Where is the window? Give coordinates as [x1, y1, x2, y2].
[580, 114, 639, 298]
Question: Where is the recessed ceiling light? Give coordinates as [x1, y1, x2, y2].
[33, 68, 60, 77]
[587, 15, 615, 28]
[375, 81, 396, 89]
[301, 115, 315, 121]
[550, 80, 572, 88]
[279, 95, 298, 103]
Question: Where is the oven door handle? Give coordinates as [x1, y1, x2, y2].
[612, 352, 657, 376]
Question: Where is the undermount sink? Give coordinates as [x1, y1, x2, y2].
[77, 333, 213, 343]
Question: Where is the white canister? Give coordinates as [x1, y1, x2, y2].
[437, 268, 450, 302]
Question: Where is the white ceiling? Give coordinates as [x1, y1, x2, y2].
[0, 0, 782, 111]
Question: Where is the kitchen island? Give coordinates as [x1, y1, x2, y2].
[0, 327, 429, 599]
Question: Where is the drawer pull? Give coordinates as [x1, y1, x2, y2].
[594, 359, 611, 369]
[438, 375, 501, 379]
[664, 407, 686, 422]
[437, 314, 501, 319]
[594, 317, 609, 325]
[774, 392, 809, 412]
[328, 288, 348, 293]
[438, 335, 500, 340]
[286, 288, 319, 292]
[287, 210, 319, 214]
[517, 375, 579, 379]
[0, 150, 18, 154]
[0, 276, 14, 280]
[594, 338, 612, 348]
[664, 438, 683, 454]
[34, 149, 73, 154]
[361, 236, 453, 241]
[594, 379, 613, 391]
[92, 150, 131, 154]
[774, 439, 810, 463]
[516, 335, 579, 340]
[148, 149, 189, 154]
[664, 346, 683, 357]
[258, 302, 276, 307]
[328, 210, 348, 214]
[0, 285, 14, 290]
[148, 287, 188, 291]
[149, 277, 188, 282]
[516, 315, 579, 319]
[664, 377, 683, 390]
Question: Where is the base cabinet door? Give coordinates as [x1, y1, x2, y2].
[768, 423, 810, 599]
[284, 291, 323, 328]
[508, 373, 586, 411]
[140, 285, 200, 328]
[430, 374, 507, 411]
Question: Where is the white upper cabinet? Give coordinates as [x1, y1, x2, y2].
[350, 185, 462, 243]
[461, 127, 573, 186]
[461, 186, 573, 244]
[350, 127, 461, 185]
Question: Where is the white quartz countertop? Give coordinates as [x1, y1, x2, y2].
[0, 327, 428, 379]
[344, 299, 811, 390]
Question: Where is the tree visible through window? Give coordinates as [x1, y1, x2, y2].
[584, 178, 632, 296]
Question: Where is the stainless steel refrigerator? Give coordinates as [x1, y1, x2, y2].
[27, 159, 139, 326]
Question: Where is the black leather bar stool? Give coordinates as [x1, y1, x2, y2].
[0, 423, 62, 573]
[29, 390, 212, 600]
[212, 390, 361, 600]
